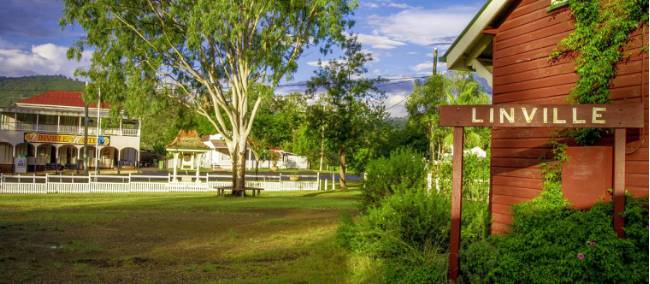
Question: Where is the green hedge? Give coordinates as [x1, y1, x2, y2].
[462, 197, 649, 283]
[361, 148, 427, 209]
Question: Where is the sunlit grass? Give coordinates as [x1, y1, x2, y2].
[0, 189, 362, 283]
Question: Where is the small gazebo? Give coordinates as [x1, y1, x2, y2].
[166, 130, 209, 181]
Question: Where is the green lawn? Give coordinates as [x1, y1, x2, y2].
[0, 190, 361, 283]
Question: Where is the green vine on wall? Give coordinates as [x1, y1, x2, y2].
[532, 142, 570, 209]
[551, 0, 649, 145]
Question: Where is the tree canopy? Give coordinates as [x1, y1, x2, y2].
[62, 0, 356, 192]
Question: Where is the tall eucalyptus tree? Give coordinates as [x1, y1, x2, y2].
[61, 0, 354, 195]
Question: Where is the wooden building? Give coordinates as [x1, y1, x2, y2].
[444, 0, 648, 234]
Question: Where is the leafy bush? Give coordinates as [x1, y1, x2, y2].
[437, 153, 490, 201]
[362, 148, 427, 209]
[338, 189, 490, 283]
[338, 189, 450, 283]
[462, 196, 649, 283]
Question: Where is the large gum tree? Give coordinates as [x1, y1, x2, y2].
[61, 0, 354, 195]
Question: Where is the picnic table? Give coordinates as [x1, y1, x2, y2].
[215, 186, 264, 197]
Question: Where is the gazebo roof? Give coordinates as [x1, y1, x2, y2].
[166, 130, 209, 152]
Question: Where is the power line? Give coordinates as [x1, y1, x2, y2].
[276, 75, 430, 88]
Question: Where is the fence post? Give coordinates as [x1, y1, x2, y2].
[427, 173, 432, 193]
[316, 173, 321, 191]
[45, 173, 50, 194]
[279, 173, 283, 191]
[324, 178, 328, 192]
[331, 173, 335, 191]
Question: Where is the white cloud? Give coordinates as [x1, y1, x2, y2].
[0, 43, 90, 78]
[306, 59, 347, 68]
[384, 92, 408, 117]
[357, 33, 405, 49]
[411, 61, 448, 75]
[368, 6, 477, 46]
[362, 1, 415, 10]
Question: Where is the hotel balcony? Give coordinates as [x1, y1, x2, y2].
[0, 122, 140, 137]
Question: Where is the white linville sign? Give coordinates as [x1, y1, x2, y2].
[439, 103, 643, 128]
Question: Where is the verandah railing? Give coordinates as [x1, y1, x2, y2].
[0, 173, 320, 194]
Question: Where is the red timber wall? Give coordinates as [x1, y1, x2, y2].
[490, 0, 648, 234]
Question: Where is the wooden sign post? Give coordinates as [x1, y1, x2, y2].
[438, 103, 644, 281]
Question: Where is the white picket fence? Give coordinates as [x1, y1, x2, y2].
[0, 173, 320, 194]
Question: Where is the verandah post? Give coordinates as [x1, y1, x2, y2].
[613, 128, 626, 238]
[448, 126, 464, 281]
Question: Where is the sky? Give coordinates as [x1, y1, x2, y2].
[0, 0, 486, 117]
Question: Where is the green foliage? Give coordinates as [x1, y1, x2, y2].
[62, 0, 355, 182]
[437, 151, 491, 202]
[462, 197, 649, 284]
[460, 143, 647, 283]
[339, 189, 490, 283]
[338, 189, 451, 284]
[362, 148, 427, 208]
[251, 92, 308, 159]
[531, 142, 570, 209]
[551, 0, 648, 145]
[0, 75, 84, 107]
[406, 71, 490, 160]
[306, 36, 386, 178]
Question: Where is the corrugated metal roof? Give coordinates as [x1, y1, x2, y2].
[17, 90, 109, 109]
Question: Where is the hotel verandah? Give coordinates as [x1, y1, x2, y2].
[0, 91, 141, 173]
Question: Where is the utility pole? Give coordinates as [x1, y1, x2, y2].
[432, 48, 438, 75]
[83, 82, 89, 175]
[430, 48, 438, 161]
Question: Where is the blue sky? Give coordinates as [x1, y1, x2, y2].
[0, 0, 486, 117]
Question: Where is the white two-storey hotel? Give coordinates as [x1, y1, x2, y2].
[0, 91, 140, 173]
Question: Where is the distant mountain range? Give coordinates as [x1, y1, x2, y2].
[0, 73, 492, 111]
[0, 75, 85, 107]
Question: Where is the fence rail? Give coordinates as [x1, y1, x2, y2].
[0, 173, 320, 194]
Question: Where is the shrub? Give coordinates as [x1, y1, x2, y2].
[436, 152, 490, 201]
[362, 148, 427, 209]
[339, 189, 450, 283]
[338, 189, 490, 283]
[462, 196, 649, 283]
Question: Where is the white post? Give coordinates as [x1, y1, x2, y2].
[427, 172, 432, 192]
[116, 148, 121, 169]
[172, 152, 178, 182]
[331, 173, 335, 191]
[324, 178, 328, 192]
[195, 153, 200, 183]
[316, 173, 321, 190]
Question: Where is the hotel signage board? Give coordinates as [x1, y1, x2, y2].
[439, 104, 643, 128]
[24, 133, 110, 146]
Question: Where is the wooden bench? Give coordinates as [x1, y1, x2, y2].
[215, 186, 264, 197]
